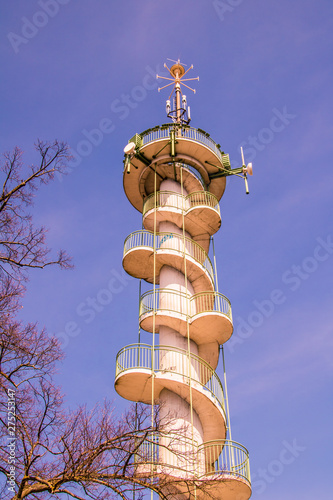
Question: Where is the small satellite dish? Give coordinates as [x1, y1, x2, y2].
[243, 163, 253, 176]
[124, 142, 136, 155]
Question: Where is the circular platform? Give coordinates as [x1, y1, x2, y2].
[139, 289, 233, 348]
[115, 344, 226, 444]
[122, 230, 215, 293]
[143, 190, 221, 253]
[130, 432, 251, 500]
[123, 125, 228, 212]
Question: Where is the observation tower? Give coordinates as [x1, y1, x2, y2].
[115, 60, 253, 499]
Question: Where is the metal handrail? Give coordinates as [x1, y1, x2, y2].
[123, 230, 214, 282]
[142, 190, 220, 217]
[140, 124, 223, 161]
[132, 430, 250, 484]
[157, 162, 206, 188]
[140, 289, 232, 323]
[132, 430, 198, 473]
[197, 439, 251, 483]
[115, 343, 225, 413]
[181, 163, 206, 188]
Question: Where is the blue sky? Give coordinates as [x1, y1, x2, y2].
[1, 1, 332, 498]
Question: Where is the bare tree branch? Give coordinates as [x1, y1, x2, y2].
[0, 141, 72, 281]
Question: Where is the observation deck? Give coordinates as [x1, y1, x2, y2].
[123, 124, 231, 212]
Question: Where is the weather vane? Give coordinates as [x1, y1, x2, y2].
[157, 59, 199, 125]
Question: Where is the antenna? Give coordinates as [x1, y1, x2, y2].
[209, 149, 254, 194]
[157, 59, 199, 125]
[240, 147, 253, 194]
[123, 142, 136, 174]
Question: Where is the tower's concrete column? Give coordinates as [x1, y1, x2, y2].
[158, 179, 204, 473]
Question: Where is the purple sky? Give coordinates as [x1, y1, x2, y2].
[1, 1, 333, 498]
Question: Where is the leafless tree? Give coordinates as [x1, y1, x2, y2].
[1, 389, 212, 500]
[0, 141, 72, 281]
[0, 143, 218, 500]
[0, 140, 71, 389]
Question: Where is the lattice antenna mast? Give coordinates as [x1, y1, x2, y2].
[157, 59, 199, 125]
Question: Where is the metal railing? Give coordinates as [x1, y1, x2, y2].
[123, 230, 214, 283]
[152, 161, 206, 188]
[115, 343, 225, 412]
[136, 431, 199, 474]
[135, 430, 160, 466]
[132, 431, 250, 484]
[142, 190, 220, 218]
[197, 439, 251, 483]
[181, 163, 206, 188]
[140, 125, 223, 161]
[139, 289, 232, 323]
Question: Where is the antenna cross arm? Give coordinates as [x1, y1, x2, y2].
[208, 166, 245, 179]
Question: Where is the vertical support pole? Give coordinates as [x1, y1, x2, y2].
[221, 345, 235, 469]
[150, 166, 157, 487]
[170, 129, 176, 157]
[133, 278, 142, 500]
[175, 82, 181, 124]
[211, 235, 219, 294]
